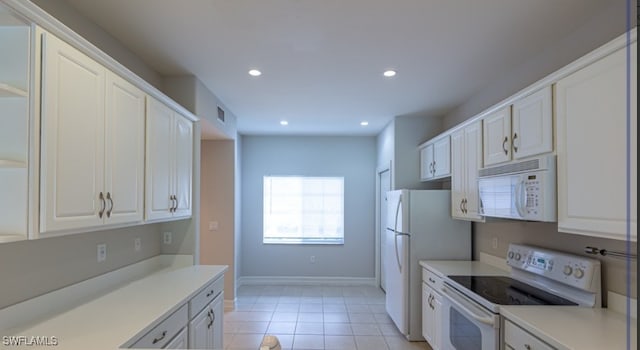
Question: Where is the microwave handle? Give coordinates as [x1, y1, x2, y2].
[515, 179, 526, 218]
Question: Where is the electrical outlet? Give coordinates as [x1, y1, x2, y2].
[97, 243, 107, 262]
[492, 237, 499, 250]
[134, 238, 141, 252]
[163, 232, 172, 245]
[310, 255, 316, 264]
[209, 221, 219, 231]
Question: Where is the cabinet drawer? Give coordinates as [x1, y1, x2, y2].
[189, 276, 223, 319]
[131, 304, 188, 349]
[504, 319, 555, 350]
[422, 268, 442, 290]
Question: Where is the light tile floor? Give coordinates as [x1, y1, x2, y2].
[224, 285, 430, 350]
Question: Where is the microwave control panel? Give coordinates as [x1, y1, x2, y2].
[523, 174, 541, 218]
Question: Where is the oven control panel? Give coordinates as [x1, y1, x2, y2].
[506, 244, 601, 292]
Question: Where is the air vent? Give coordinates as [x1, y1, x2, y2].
[479, 155, 555, 177]
[217, 106, 225, 124]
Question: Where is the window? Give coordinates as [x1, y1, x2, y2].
[263, 176, 344, 244]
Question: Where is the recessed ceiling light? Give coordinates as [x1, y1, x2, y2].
[383, 70, 396, 77]
[360, 121, 369, 126]
[280, 120, 289, 126]
[248, 69, 262, 77]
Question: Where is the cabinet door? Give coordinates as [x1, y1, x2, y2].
[482, 106, 511, 166]
[432, 292, 442, 350]
[464, 121, 484, 221]
[210, 292, 224, 350]
[433, 136, 450, 178]
[173, 113, 193, 219]
[556, 43, 637, 241]
[450, 129, 465, 219]
[104, 71, 145, 225]
[164, 327, 187, 349]
[145, 97, 174, 221]
[422, 284, 437, 349]
[188, 306, 213, 350]
[512, 86, 553, 160]
[420, 144, 434, 180]
[40, 32, 105, 232]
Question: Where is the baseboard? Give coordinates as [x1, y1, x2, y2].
[237, 276, 377, 287]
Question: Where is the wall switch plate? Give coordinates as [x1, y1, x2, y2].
[134, 238, 141, 252]
[208, 221, 219, 231]
[310, 255, 316, 264]
[163, 232, 172, 245]
[97, 243, 107, 262]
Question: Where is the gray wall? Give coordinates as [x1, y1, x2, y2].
[440, 0, 636, 300]
[0, 224, 162, 309]
[240, 136, 376, 278]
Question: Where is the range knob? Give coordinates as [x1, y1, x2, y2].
[574, 268, 585, 279]
[563, 265, 573, 276]
[508, 251, 514, 259]
[515, 253, 522, 261]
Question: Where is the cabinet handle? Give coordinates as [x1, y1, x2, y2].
[106, 192, 113, 218]
[462, 198, 468, 214]
[459, 199, 464, 213]
[206, 289, 215, 298]
[151, 330, 167, 345]
[173, 194, 178, 213]
[502, 136, 509, 155]
[428, 277, 436, 284]
[98, 192, 105, 218]
[432, 161, 436, 174]
[512, 133, 518, 153]
[207, 309, 214, 329]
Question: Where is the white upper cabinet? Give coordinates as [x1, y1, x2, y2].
[512, 86, 553, 159]
[482, 106, 512, 166]
[451, 121, 484, 221]
[0, 9, 31, 242]
[104, 71, 146, 225]
[420, 136, 451, 181]
[555, 42, 637, 241]
[39, 30, 145, 234]
[483, 86, 553, 166]
[146, 97, 193, 222]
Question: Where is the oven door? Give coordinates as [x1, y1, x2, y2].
[440, 283, 500, 350]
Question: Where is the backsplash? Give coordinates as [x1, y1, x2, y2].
[473, 220, 637, 305]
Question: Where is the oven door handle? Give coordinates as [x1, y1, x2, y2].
[442, 284, 498, 328]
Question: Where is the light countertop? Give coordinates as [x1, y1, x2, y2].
[502, 305, 637, 350]
[420, 259, 636, 350]
[419, 259, 509, 277]
[4, 264, 227, 350]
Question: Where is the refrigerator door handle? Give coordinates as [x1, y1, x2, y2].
[393, 195, 403, 272]
[394, 232, 409, 273]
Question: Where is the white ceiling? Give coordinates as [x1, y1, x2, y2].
[61, 0, 611, 136]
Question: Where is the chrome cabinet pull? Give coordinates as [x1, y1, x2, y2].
[207, 309, 214, 329]
[512, 133, 518, 153]
[459, 199, 464, 213]
[173, 195, 178, 211]
[206, 289, 215, 298]
[152, 330, 167, 345]
[432, 161, 436, 174]
[502, 136, 509, 155]
[428, 277, 436, 284]
[98, 192, 105, 218]
[106, 192, 113, 218]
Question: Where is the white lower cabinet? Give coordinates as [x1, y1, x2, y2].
[504, 319, 555, 350]
[188, 293, 223, 350]
[422, 268, 443, 350]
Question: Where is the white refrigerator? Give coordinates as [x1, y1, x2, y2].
[385, 189, 471, 341]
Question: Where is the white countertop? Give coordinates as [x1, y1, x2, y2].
[419, 259, 509, 278]
[4, 264, 227, 350]
[501, 305, 637, 350]
[420, 259, 636, 350]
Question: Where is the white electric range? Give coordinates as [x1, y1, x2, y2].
[439, 244, 601, 350]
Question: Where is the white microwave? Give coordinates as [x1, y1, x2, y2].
[478, 155, 556, 222]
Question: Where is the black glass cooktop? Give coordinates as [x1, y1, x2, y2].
[448, 275, 577, 306]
